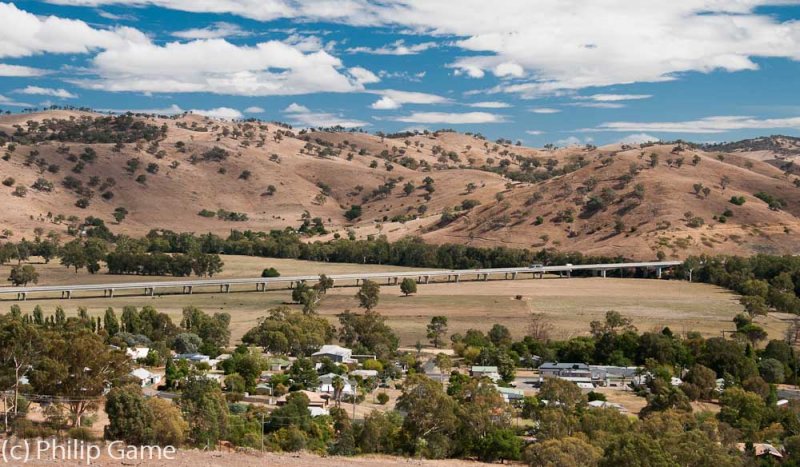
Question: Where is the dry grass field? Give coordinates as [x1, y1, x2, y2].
[1, 255, 785, 345]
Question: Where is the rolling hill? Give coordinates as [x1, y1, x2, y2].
[1, 110, 799, 259]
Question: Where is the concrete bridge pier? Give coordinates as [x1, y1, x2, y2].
[61, 290, 72, 299]
[17, 292, 26, 301]
[656, 267, 663, 279]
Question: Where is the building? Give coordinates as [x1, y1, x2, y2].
[276, 390, 327, 408]
[496, 386, 526, 404]
[312, 345, 355, 364]
[174, 353, 211, 363]
[350, 369, 379, 378]
[539, 362, 591, 379]
[126, 347, 150, 361]
[589, 365, 639, 387]
[471, 366, 501, 382]
[130, 368, 161, 387]
[317, 373, 355, 396]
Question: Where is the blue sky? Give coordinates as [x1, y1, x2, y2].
[2, 1, 800, 146]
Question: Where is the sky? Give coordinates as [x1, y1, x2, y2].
[2, 1, 800, 146]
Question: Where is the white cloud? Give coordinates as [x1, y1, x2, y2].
[0, 2, 147, 59]
[581, 94, 652, 102]
[283, 102, 368, 128]
[190, 107, 243, 119]
[348, 66, 380, 85]
[0, 63, 47, 77]
[468, 101, 511, 109]
[40, 1, 800, 99]
[526, 130, 544, 135]
[370, 96, 400, 110]
[493, 62, 524, 78]
[378, 70, 426, 82]
[617, 133, 660, 144]
[530, 108, 561, 114]
[586, 115, 800, 134]
[172, 22, 248, 40]
[1, 4, 364, 97]
[78, 38, 363, 96]
[0, 94, 33, 107]
[567, 102, 625, 109]
[368, 89, 450, 109]
[17, 86, 77, 99]
[555, 136, 593, 147]
[348, 39, 436, 55]
[392, 111, 505, 124]
[244, 106, 265, 113]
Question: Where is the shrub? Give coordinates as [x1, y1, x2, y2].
[75, 198, 90, 208]
[729, 196, 746, 206]
[32, 178, 54, 192]
[198, 209, 215, 218]
[376, 392, 390, 405]
[13, 185, 27, 197]
[344, 205, 362, 221]
[461, 199, 481, 210]
[2, 177, 14, 187]
[261, 267, 280, 278]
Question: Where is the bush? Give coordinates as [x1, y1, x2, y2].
[198, 209, 216, 218]
[68, 427, 96, 441]
[2, 177, 14, 187]
[729, 196, 746, 206]
[376, 392, 390, 405]
[261, 267, 280, 278]
[344, 205, 362, 221]
[75, 198, 90, 208]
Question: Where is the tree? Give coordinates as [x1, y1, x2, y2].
[288, 357, 319, 390]
[60, 239, 86, 273]
[113, 207, 129, 223]
[337, 309, 398, 360]
[403, 181, 415, 196]
[740, 295, 768, 317]
[758, 358, 785, 384]
[104, 307, 120, 336]
[104, 384, 155, 445]
[400, 278, 417, 296]
[242, 306, 333, 356]
[681, 364, 717, 401]
[180, 376, 229, 447]
[0, 316, 41, 418]
[427, 316, 448, 348]
[31, 329, 130, 427]
[525, 437, 601, 467]
[600, 432, 672, 467]
[173, 333, 203, 354]
[538, 378, 586, 412]
[396, 374, 458, 458]
[356, 280, 380, 311]
[718, 387, 766, 436]
[147, 397, 187, 446]
[488, 323, 512, 347]
[7, 264, 38, 286]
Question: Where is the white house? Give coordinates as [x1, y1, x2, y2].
[350, 369, 379, 378]
[126, 347, 150, 361]
[312, 345, 355, 364]
[471, 366, 501, 382]
[317, 373, 355, 396]
[130, 368, 161, 387]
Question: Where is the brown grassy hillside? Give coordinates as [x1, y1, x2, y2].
[0, 110, 798, 259]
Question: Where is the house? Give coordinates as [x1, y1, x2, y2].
[126, 347, 150, 361]
[276, 390, 327, 408]
[350, 369, 379, 378]
[174, 353, 211, 363]
[589, 365, 639, 387]
[266, 357, 291, 372]
[471, 366, 501, 382]
[317, 373, 355, 396]
[130, 368, 161, 387]
[588, 400, 625, 412]
[539, 362, 591, 379]
[736, 443, 783, 459]
[308, 407, 329, 417]
[312, 345, 355, 364]
[496, 386, 526, 404]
